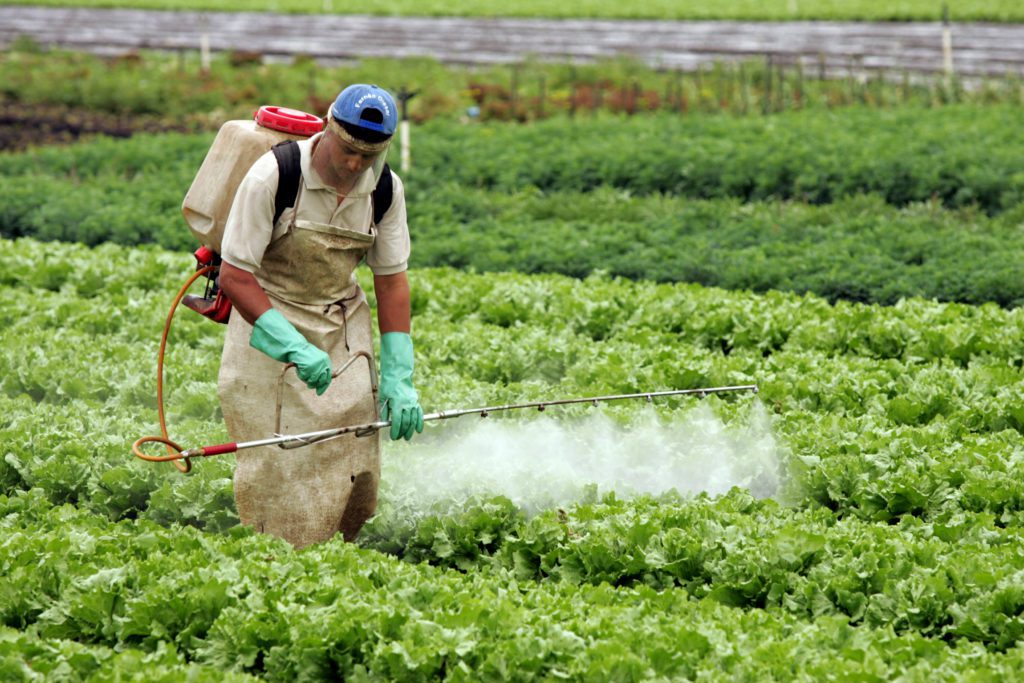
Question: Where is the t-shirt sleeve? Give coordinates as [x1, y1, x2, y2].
[366, 171, 411, 276]
[220, 154, 278, 273]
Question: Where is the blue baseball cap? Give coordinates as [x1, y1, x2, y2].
[330, 84, 398, 136]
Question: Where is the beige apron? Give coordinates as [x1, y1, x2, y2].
[218, 188, 380, 548]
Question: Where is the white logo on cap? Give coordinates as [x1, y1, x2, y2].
[353, 93, 391, 117]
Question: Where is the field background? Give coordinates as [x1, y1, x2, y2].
[2, 4, 1024, 681]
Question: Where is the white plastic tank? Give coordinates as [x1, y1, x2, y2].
[182, 106, 323, 253]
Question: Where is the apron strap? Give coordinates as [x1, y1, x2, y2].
[324, 292, 359, 352]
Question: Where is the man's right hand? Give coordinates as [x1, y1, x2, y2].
[249, 309, 332, 395]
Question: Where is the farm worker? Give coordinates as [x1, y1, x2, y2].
[217, 84, 423, 548]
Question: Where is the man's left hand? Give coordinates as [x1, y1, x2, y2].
[379, 332, 424, 440]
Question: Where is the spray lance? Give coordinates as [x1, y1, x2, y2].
[132, 367, 757, 472]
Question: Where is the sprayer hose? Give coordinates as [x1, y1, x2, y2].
[131, 265, 217, 473]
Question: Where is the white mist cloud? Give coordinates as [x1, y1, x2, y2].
[379, 399, 783, 514]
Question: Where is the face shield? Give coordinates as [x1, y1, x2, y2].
[312, 112, 391, 200]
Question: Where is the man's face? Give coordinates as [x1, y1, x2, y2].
[326, 130, 378, 181]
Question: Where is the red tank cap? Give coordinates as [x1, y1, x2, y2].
[254, 105, 324, 136]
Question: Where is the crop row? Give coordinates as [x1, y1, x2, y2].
[1, 624, 255, 682]
[4, 105, 1023, 212]
[367, 490, 1024, 643]
[4, 115, 1024, 307]
[408, 106, 1024, 213]
[7, 45, 1009, 138]
[410, 190, 1024, 307]
[5, 490, 1024, 681]
[3, 237, 1024, 540]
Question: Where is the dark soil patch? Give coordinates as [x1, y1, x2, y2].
[0, 102, 213, 152]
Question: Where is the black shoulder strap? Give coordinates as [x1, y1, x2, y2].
[372, 162, 394, 226]
[271, 140, 302, 225]
[272, 142, 392, 227]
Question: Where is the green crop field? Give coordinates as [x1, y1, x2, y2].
[5, 105, 1024, 306]
[8, 47, 1016, 133]
[5, 237, 1024, 678]
[3, 0, 1023, 21]
[3, 32, 1024, 679]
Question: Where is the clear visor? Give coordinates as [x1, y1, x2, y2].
[313, 116, 391, 200]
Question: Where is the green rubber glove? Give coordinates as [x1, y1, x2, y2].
[379, 332, 424, 441]
[250, 309, 332, 395]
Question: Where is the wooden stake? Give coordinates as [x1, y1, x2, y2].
[942, 3, 954, 87]
[199, 14, 210, 75]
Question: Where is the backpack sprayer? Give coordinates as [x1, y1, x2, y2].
[130, 105, 326, 472]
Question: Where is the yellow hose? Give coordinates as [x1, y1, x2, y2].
[131, 265, 217, 474]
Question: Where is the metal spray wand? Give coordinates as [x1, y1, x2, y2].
[133, 384, 758, 468]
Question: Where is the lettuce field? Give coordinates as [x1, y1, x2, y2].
[3, 64, 1024, 680]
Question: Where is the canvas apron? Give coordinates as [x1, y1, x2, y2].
[218, 189, 380, 548]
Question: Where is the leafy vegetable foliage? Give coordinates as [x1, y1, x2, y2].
[4, 106, 1024, 306]
[5, 490, 1024, 681]
[4, 237, 1024, 676]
